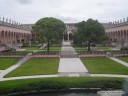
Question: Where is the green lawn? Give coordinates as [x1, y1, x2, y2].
[5, 58, 59, 77]
[73, 46, 112, 51]
[95, 46, 112, 51]
[81, 57, 128, 74]
[22, 46, 42, 50]
[74, 46, 88, 51]
[22, 46, 61, 51]
[117, 57, 128, 63]
[0, 58, 20, 70]
[48, 46, 61, 51]
[0, 77, 124, 95]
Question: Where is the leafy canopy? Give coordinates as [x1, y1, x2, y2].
[33, 17, 66, 52]
[75, 19, 105, 44]
[33, 17, 66, 43]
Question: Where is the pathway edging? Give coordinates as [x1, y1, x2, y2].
[109, 57, 128, 67]
[0, 53, 32, 78]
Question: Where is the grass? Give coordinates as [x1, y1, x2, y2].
[5, 58, 59, 77]
[0, 51, 31, 55]
[117, 57, 128, 63]
[73, 46, 88, 51]
[22, 46, 61, 51]
[95, 46, 112, 51]
[0, 77, 124, 95]
[0, 58, 20, 70]
[22, 46, 42, 50]
[73, 45, 112, 51]
[48, 46, 61, 51]
[81, 57, 128, 74]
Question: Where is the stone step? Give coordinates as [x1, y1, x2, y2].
[60, 55, 79, 58]
[58, 72, 90, 77]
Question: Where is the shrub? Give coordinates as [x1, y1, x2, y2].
[0, 77, 124, 95]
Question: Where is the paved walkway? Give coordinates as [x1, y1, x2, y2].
[0, 74, 58, 81]
[109, 57, 128, 67]
[91, 74, 128, 78]
[0, 53, 32, 78]
[58, 41, 89, 76]
[0, 74, 127, 81]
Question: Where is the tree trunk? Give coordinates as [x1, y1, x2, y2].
[88, 40, 91, 51]
[47, 41, 50, 52]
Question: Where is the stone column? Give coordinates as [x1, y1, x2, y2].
[4, 32, 7, 44]
[119, 31, 121, 42]
[122, 30, 125, 41]
[13, 32, 16, 43]
[124, 30, 126, 41]
[115, 31, 117, 41]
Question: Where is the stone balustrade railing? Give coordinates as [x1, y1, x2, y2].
[106, 17, 128, 29]
[106, 21, 128, 29]
[0, 19, 31, 31]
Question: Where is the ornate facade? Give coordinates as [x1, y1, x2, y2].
[0, 17, 32, 51]
[105, 18, 128, 47]
[1, 17, 128, 51]
[64, 23, 77, 41]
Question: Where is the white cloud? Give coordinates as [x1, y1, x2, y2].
[0, 0, 128, 23]
[16, 0, 32, 4]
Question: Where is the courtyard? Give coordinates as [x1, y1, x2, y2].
[0, 41, 128, 78]
[1, 0, 128, 95]
[0, 41, 128, 95]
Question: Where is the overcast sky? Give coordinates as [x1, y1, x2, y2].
[0, 0, 128, 24]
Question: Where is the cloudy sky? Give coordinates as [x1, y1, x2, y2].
[0, 0, 128, 24]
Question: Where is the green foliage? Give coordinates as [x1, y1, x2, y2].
[81, 57, 128, 74]
[0, 77, 124, 95]
[0, 51, 30, 55]
[33, 17, 66, 52]
[22, 46, 61, 51]
[74, 19, 106, 51]
[123, 79, 128, 96]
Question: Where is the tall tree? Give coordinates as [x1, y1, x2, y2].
[75, 19, 105, 51]
[33, 17, 66, 52]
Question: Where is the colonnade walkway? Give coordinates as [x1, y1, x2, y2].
[58, 41, 89, 76]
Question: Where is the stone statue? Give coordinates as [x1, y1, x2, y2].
[123, 18, 125, 23]
[3, 17, 4, 22]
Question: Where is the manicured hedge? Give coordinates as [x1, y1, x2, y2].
[0, 77, 124, 95]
